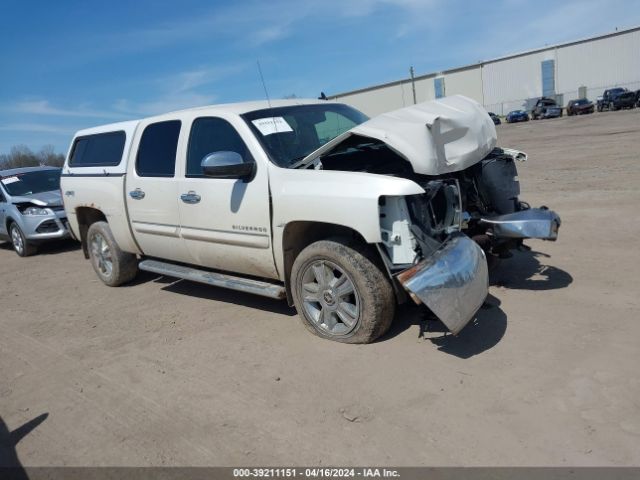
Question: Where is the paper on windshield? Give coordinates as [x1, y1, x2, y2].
[1, 176, 20, 185]
[252, 117, 293, 136]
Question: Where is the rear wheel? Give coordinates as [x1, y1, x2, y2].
[291, 239, 395, 344]
[9, 223, 37, 257]
[87, 221, 138, 286]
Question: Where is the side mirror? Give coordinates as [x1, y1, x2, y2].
[201, 151, 255, 180]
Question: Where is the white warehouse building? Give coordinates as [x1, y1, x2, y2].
[330, 26, 640, 116]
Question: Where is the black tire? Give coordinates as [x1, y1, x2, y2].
[87, 221, 138, 286]
[291, 239, 395, 344]
[9, 222, 37, 257]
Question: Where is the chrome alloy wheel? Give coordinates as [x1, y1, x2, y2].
[300, 260, 360, 336]
[90, 232, 113, 278]
[10, 225, 24, 255]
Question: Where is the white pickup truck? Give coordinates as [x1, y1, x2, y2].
[61, 96, 560, 343]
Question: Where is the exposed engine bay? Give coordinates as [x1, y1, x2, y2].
[315, 136, 560, 268]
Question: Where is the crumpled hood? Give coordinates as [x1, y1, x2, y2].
[307, 95, 497, 176]
[352, 95, 497, 175]
[11, 190, 62, 207]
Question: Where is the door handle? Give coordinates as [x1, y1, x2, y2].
[129, 188, 145, 200]
[180, 191, 201, 204]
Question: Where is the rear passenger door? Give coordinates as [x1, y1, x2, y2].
[125, 119, 191, 263]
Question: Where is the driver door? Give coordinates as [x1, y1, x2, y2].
[177, 114, 277, 279]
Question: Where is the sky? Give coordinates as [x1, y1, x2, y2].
[1, 0, 639, 154]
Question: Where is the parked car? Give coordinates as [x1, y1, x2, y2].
[488, 112, 501, 125]
[531, 97, 562, 119]
[635, 90, 640, 107]
[0, 166, 70, 256]
[61, 96, 560, 344]
[609, 90, 636, 110]
[566, 98, 594, 115]
[506, 110, 529, 123]
[597, 88, 628, 111]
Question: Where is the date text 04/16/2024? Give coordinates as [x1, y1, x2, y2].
[233, 468, 400, 478]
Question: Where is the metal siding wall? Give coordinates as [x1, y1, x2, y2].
[335, 81, 414, 116]
[444, 67, 484, 104]
[413, 76, 436, 103]
[482, 50, 555, 114]
[557, 29, 640, 101]
[336, 77, 437, 116]
[333, 28, 640, 116]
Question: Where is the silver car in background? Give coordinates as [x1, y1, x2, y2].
[0, 166, 71, 256]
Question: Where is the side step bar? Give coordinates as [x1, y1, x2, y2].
[138, 259, 287, 300]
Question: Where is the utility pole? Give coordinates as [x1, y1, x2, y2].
[409, 66, 417, 105]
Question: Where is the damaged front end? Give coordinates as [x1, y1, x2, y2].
[397, 234, 488, 334]
[379, 181, 488, 334]
[458, 147, 561, 257]
[298, 95, 561, 334]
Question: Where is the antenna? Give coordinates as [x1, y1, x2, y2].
[256, 59, 286, 160]
[257, 60, 272, 109]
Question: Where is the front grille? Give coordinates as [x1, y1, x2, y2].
[36, 220, 59, 233]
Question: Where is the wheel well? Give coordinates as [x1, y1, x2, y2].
[76, 207, 107, 259]
[281, 221, 382, 305]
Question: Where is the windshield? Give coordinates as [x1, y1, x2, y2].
[242, 104, 369, 168]
[0, 169, 61, 196]
[574, 99, 590, 105]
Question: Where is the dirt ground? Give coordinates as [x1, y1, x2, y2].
[1, 109, 639, 467]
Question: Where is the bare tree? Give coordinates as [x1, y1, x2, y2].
[0, 145, 65, 169]
[38, 145, 65, 167]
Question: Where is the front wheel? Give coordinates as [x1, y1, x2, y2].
[9, 223, 37, 257]
[87, 221, 138, 286]
[291, 239, 395, 344]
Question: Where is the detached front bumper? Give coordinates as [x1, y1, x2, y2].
[480, 208, 561, 240]
[397, 234, 489, 335]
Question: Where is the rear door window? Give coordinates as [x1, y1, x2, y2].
[136, 120, 181, 177]
[70, 131, 125, 167]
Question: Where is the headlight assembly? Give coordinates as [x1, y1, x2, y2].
[22, 206, 51, 216]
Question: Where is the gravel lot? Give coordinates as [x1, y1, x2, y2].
[1, 109, 639, 467]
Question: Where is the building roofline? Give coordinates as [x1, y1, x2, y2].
[330, 25, 640, 99]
